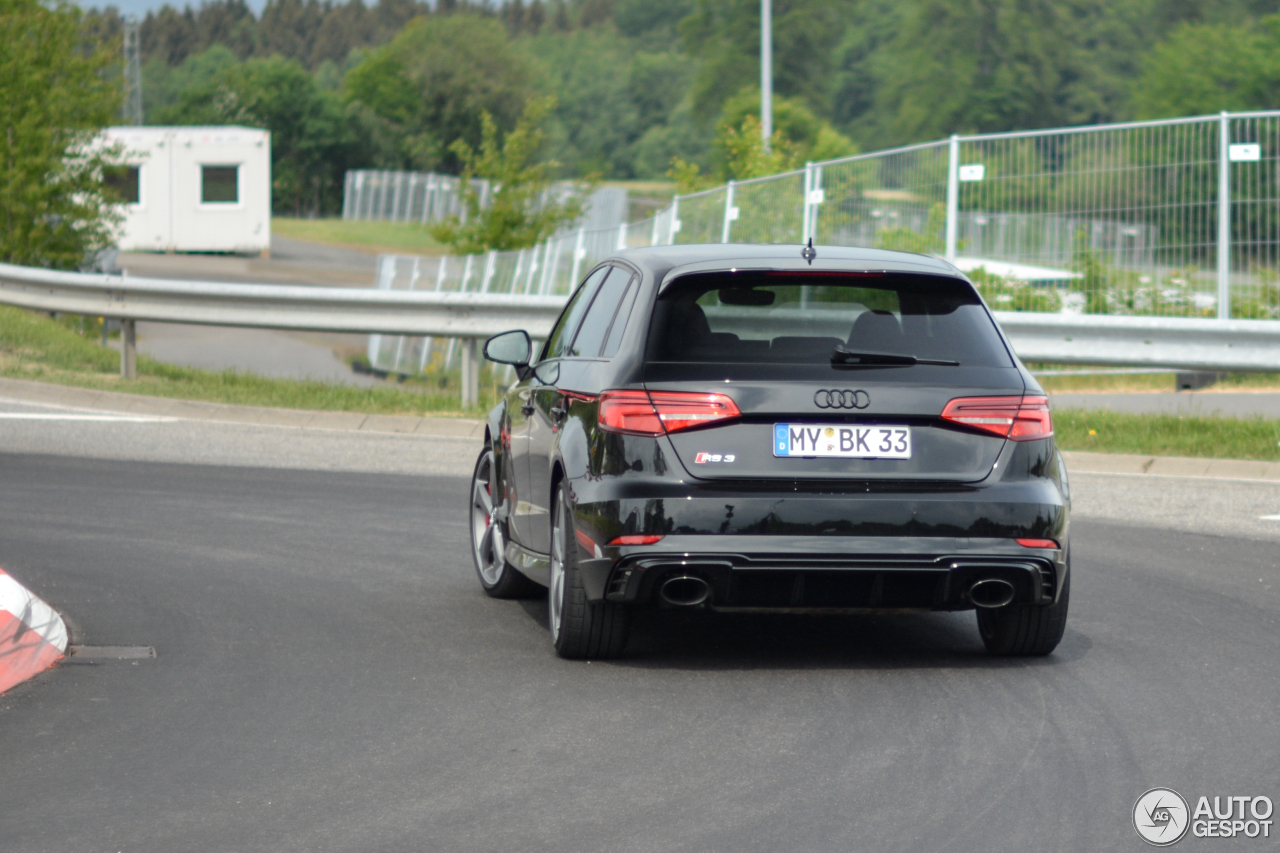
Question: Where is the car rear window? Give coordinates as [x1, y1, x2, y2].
[645, 272, 1013, 371]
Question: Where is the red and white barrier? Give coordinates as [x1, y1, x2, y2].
[0, 568, 67, 694]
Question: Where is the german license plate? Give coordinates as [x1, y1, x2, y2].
[774, 424, 912, 459]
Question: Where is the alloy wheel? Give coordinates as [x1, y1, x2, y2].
[548, 493, 566, 639]
[470, 450, 505, 586]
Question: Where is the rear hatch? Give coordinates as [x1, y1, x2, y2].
[641, 270, 1026, 483]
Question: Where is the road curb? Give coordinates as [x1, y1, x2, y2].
[0, 376, 485, 439]
[0, 568, 67, 695]
[1063, 450, 1280, 481]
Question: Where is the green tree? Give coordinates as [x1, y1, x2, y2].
[525, 23, 697, 179]
[864, 0, 1133, 145]
[0, 0, 122, 269]
[142, 44, 240, 123]
[679, 0, 851, 125]
[1130, 16, 1280, 118]
[667, 91, 855, 191]
[431, 98, 593, 254]
[715, 89, 855, 165]
[158, 56, 359, 215]
[344, 14, 543, 172]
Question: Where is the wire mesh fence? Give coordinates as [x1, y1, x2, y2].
[342, 170, 630, 232]
[342, 170, 483, 224]
[813, 142, 949, 253]
[367, 111, 1280, 374]
[366, 217, 658, 375]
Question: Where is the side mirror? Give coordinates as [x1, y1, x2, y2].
[484, 330, 531, 367]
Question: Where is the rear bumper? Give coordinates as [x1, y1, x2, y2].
[576, 535, 1067, 610]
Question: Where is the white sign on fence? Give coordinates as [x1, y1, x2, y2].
[958, 164, 986, 182]
[1229, 143, 1262, 162]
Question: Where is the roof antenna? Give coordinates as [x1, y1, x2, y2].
[801, 237, 816, 265]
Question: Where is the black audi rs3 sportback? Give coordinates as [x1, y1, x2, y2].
[470, 244, 1070, 659]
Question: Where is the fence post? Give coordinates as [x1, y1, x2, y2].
[650, 214, 661, 247]
[570, 228, 586, 284]
[460, 337, 479, 408]
[391, 172, 403, 223]
[460, 254, 474, 292]
[808, 164, 823, 241]
[540, 238, 559, 294]
[617, 222, 628, 251]
[524, 243, 541, 293]
[722, 181, 736, 243]
[668, 196, 681, 245]
[481, 250, 497, 293]
[802, 165, 812, 244]
[1218, 111, 1232, 319]
[120, 318, 136, 380]
[945, 134, 960, 263]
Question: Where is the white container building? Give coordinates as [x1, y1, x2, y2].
[103, 126, 271, 254]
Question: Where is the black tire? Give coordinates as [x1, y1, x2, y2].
[470, 447, 541, 599]
[976, 567, 1070, 656]
[548, 483, 630, 659]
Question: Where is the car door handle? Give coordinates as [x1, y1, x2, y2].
[550, 405, 567, 420]
[521, 403, 535, 416]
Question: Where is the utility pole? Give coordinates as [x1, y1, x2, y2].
[123, 16, 142, 125]
[760, 0, 772, 152]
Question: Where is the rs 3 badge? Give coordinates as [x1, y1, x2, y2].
[694, 452, 735, 464]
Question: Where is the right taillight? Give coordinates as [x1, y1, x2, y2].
[598, 390, 740, 436]
[941, 395, 1053, 441]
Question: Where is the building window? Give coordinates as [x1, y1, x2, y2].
[201, 165, 239, 203]
[105, 165, 141, 204]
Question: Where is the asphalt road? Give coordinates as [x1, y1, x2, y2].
[132, 322, 380, 387]
[3, 448, 1280, 852]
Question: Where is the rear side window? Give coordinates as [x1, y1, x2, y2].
[567, 268, 633, 358]
[601, 276, 639, 358]
[543, 266, 609, 360]
[646, 272, 1012, 370]
[570, 268, 634, 356]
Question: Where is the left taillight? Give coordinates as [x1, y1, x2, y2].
[598, 390, 740, 436]
[940, 395, 1053, 441]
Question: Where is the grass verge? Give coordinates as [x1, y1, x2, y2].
[1055, 408, 1280, 461]
[271, 217, 444, 256]
[0, 306, 499, 416]
[4, 307, 1279, 454]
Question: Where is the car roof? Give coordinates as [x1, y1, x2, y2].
[607, 243, 966, 286]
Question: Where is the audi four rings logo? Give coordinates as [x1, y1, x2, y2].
[814, 389, 870, 409]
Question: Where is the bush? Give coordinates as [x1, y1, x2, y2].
[0, 0, 122, 270]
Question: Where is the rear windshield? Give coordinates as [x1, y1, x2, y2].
[645, 272, 1013, 370]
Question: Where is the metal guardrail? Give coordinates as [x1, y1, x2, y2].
[993, 312, 1280, 373]
[2, 260, 1279, 410]
[0, 261, 563, 402]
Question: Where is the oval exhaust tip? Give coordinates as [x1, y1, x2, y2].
[969, 578, 1016, 609]
[659, 575, 710, 607]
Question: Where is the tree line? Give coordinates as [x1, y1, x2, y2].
[11, 0, 1280, 267]
[78, 0, 1280, 216]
